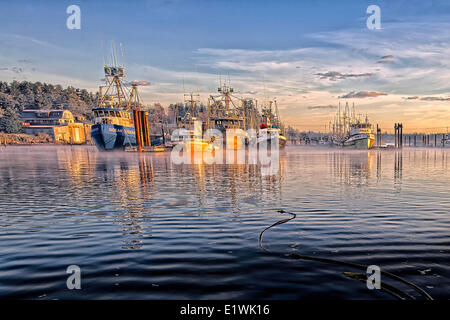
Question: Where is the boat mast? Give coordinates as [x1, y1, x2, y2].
[274, 98, 281, 128]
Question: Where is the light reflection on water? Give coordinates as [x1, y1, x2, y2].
[0, 146, 448, 299]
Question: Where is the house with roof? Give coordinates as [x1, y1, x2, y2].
[20, 109, 91, 144]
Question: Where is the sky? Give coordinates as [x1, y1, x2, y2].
[0, 0, 450, 133]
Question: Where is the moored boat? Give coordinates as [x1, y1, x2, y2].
[341, 123, 375, 149]
[91, 107, 136, 150]
[208, 82, 246, 150]
[91, 49, 152, 151]
[91, 63, 138, 151]
[257, 99, 287, 149]
[331, 102, 375, 150]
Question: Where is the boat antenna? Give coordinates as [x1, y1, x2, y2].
[196, 78, 200, 104]
[110, 41, 115, 66]
[101, 39, 105, 67]
[339, 101, 343, 134]
[115, 44, 119, 67]
[263, 75, 268, 108]
[120, 42, 125, 68]
[182, 76, 186, 106]
[111, 40, 119, 67]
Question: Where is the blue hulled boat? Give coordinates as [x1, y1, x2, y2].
[90, 57, 145, 151]
[90, 64, 139, 151]
[91, 108, 137, 151]
[91, 48, 165, 151]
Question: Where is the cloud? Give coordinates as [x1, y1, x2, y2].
[420, 96, 450, 101]
[376, 55, 394, 64]
[376, 60, 392, 64]
[131, 80, 150, 86]
[402, 95, 450, 101]
[339, 91, 387, 99]
[11, 67, 23, 74]
[309, 22, 450, 95]
[315, 71, 373, 81]
[307, 105, 337, 110]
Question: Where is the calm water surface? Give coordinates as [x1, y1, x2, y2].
[0, 146, 448, 299]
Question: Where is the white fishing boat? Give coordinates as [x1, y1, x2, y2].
[331, 102, 375, 149]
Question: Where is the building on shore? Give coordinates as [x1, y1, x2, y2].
[20, 109, 91, 144]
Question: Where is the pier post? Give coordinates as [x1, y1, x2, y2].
[133, 110, 143, 152]
[399, 123, 403, 148]
[394, 123, 398, 148]
[376, 124, 378, 147]
[414, 135, 416, 147]
[133, 110, 152, 152]
[376, 124, 382, 147]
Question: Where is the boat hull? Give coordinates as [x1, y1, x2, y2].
[256, 135, 287, 149]
[91, 124, 136, 151]
[343, 135, 375, 149]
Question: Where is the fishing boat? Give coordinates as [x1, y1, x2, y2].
[341, 122, 375, 149]
[91, 46, 158, 151]
[179, 129, 212, 152]
[208, 81, 247, 150]
[171, 88, 213, 151]
[91, 64, 137, 151]
[257, 99, 287, 149]
[331, 102, 375, 149]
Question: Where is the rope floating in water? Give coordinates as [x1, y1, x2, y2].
[259, 209, 433, 300]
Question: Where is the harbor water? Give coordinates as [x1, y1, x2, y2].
[0, 146, 448, 299]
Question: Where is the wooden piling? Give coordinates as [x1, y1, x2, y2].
[394, 123, 403, 148]
[133, 110, 151, 152]
[133, 110, 143, 152]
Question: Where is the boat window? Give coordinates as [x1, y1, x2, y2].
[115, 111, 121, 117]
[98, 110, 104, 117]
